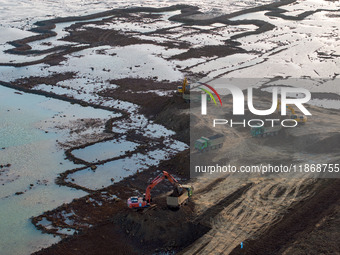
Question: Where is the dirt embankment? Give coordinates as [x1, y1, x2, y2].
[99, 78, 190, 144]
[169, 44, 246, 60]
[12, 72, 76, 89]
[230, 179, 340, 255]
[33, 199, 208, 255]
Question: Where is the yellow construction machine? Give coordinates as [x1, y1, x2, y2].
[177, 77, 189, 94]
[277, 100, 307, 124]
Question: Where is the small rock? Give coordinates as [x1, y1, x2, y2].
[90, 165, 97, 171]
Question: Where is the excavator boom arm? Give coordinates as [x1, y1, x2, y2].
[277, 100, 296, 115]
[182, 78, 188, 93]
[287, 106, 296, 115]
[144, 171, 178, 202]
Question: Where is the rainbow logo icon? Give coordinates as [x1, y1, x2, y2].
[198, 82, 223, 106]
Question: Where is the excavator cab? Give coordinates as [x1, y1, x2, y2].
[291, 114, 307, 123]
[127, 196, 148, 208]
[299, 115, 307, 123]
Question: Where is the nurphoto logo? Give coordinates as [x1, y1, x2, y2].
[198, 82, 312, 128]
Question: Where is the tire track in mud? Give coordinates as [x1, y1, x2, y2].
[230, 179, 340, 255]
[193, 182, 254, 226]
[178, 182, 253, 255]
[183, 178, 318, 254]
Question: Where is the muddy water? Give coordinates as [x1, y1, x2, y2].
[71, 138, 138, 163]
[0, 85, 114, 255]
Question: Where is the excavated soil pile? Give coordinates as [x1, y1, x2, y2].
[115, 198, 209, 253]
[34, 198, 209, 255]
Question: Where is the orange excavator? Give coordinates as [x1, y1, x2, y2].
[127, 171, 184, 209]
